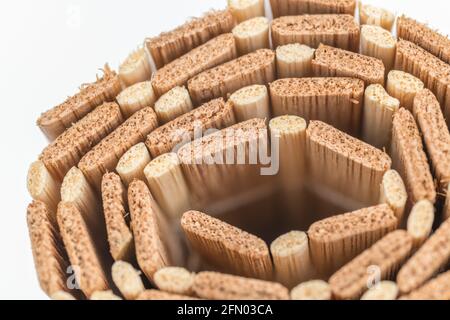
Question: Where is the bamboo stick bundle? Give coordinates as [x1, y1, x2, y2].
[152, 34, 237, 97]
[396, 218, 450, 295]
[390, 108, 436, 206]
[154, 267, 195, 296]
[329, 230, 413, 300]
[232, 17, 270, 55]
[401, 271, 450, 300]
[181, 210, 273, 280]
[269, 0, 356, 18]
[271, 14, 360, 52]
[27, 161, 61, 214]
[395, 39, 450, 124]
[360, 281, 399, 300]
[188, 49, 276, 105]
[101, 173, 134, 262]
[118, 47, 152, 87]
[78, 107, 158, 189]
[116, 81, 156, 118]
[137, 290, 197, 300]
[39, 102, 123, 181]
[154, 86, 193, 124]
[229, 85, 270, 122]
[228, 0, 265, 23]
[50, 291, 76, 300]
[144, 153, 191, 219]
[362, 84, 400, 150]
[111, 261, 145, 300]
[192, 271, 289, 300]
[128, 180, 177, 283]
[270, 78, 364, 136]
[359, 2, 396, 31]
[146, 98, 235, 158]
[116, 143, 152, 187]
[90, 290, 122, 300]
[379, 170, 408, 223]
[413, 89, 450, 195]
[27, 200, 71, 298]
[145, 10, 235, 69]
[276, 44, 315, 78]
[306, 121, 392, 205]
[308, 204, 398, 277]
[386, 71, 424, 111]
[270, 231, 314, 288]
[57, 202, 109, 298]
[407, 200, 435, 250]
[290, 280, 331, 300]
[36, 65, 122, 141]
[312, 44, 385, 86]
[397, 16, 450, 65]
[360, 25, 397, 75]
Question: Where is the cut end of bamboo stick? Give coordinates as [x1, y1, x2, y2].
[116, 81, 156, 118]
[111, 261, 145, 300]
[116, 143, 151, 186]
[269, 115, 307, 136]
[276, 44, 315, 78]
[379, 170, 407, 221]
[290, 280, 331, 300]
[119, 47, 152, 87]
[359, 2, 395, 31]
[360, 25, 396, 73]
[27, 161, 61, 212]
[407, 200, 434, 248]
[228, 0, 265, 23]
[60, 167, 89, 203]
[271, 231, 308, 258]
[229, 84, 270, 122]
[387, 71, 424, 111]
[360, 281, 399, 300]
[154, 267, 195, 296]
[232, 16, 270, 55]
[154, 86, 193, 124]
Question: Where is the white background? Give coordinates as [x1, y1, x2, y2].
[0, 0, 448, 300]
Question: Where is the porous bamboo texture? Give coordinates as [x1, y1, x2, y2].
[154, 86, 193, 124]
[271, 14, 360, 51]
[192, 272, 289, 300]
[270, 78, 364, 136]
[360, 25, 396, 75]
[290, 280, 331, 300]
[145, 10, 235, 69]
[359, 3, 395, 31]
[413, 89, 450, 195]
[111, 261, 145, 300]
[329, 230, 413, 300]
[27, 161, 61, 213]
[269, 0, 356, 18]
[187, 49, 276, 105]
[154, 267, 195, 296]
[306, 121, 392, 205]
[101, 173, 134, 262]
[401, 271, 450, 300]
[313, 44, 385, 86]
[308, 204, 398, 277]
[397, 16, 450, 65]
[181, 210, 273, 280]
[36, 66, 122, 141]
[390, 108, 436, 206]
[379, 170, 408, 222]
[397, 218, 450, 295]
[360, 281, 399, 300]
[407, 200, 434, 249]
[116, 81, 156, 118]
[151, 33, 237, 97]
[228, 0, 265, 23]
[116, 143, 152, 186]
[39, 102, 123, 181]
[276, 44, 315, 78]
[386, 71, 424, 111]
[118, 47, 152, 87]
[145, 98, 235, 158]
[232, 17, 270, 55]
[78, 107, 158, 189]
[362, 84, 400, 150]
[395, 39, 450, 124]
[27, 201, 70, 297]
[229, 84, 270, 122]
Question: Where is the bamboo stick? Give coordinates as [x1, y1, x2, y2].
[229, 85, 270, 122]
[111, 261, 145, 300]
[379, 170, 408, 222]
[407, 200, 435, 249]
[312, 44, 385, 86]
[401, 271, 450, 300]
[329, 230, 413, 300]
[387, 71, 424, 111]
[232, 17, 270, 55]
[137, 290, 196, 300]
[119, 47, 152, 87]
[143, 153, 190, 219]
[192, 272, 289, 300]
[228, 0, 265, 23]
[90, 290, 122, 300]
[39, 102, 123, 181]
[360, 25, 397, 75]
[362, 84, 400, 149]
[271, 14, 360, 51]
[37, 65, 122, 141]
[116, 81, 156, 118]
[154, 267, 195, 296]
[116, 143, 152, 187]
[290, 280, 331, 300]
[276, 44, 315, 78]
[27, 161, 61, 214]
[270, 231, 314, 288]
[308, 204, 398, 277]
[188, 49, 276, 105]
[360, 281, 399, 300]
[269, 0, 356, 18]
[154, 86, 193, 124]
[359, 3, 395, 31]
